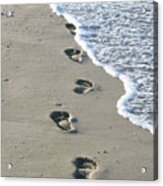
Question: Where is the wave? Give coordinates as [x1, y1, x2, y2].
[50, 1, 157, 134]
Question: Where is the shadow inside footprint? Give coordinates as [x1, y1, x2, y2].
[50, 111, 77, 133]
[64, 48, 83, 63]
[73, 157, 98, 179]
[64, 48, 80, 56]
[65, 23, 76, 35]
[76, 79, 93, 87]
[74, 79, 94, 94]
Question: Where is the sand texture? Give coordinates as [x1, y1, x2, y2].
[1, 4, 156, 180]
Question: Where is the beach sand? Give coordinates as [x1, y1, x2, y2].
[1, 4, 156, 180]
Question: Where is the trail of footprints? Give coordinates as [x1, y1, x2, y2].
[50, 22, 99, 179]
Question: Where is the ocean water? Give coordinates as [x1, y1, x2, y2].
[50, 1, 158, 134]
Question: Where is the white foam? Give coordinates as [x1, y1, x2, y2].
[50, 1, 157, 134]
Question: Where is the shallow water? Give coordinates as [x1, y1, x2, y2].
[50, 0, 158, 134]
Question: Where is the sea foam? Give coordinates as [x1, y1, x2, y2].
[50, 1, 158, 134]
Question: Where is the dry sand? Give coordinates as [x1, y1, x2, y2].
[1, 4, 156, 180]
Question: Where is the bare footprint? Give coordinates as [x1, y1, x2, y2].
[64, 48, 83, 63]
[65, 23, 76, 35]
[73, 157, 98, 179]
[50, 111, 77, 133]
[74, 79, 94, 94]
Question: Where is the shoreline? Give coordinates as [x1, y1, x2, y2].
[1, 4, 154, 180]
[51, 3, 155, 134]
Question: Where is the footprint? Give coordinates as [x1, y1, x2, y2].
[73, 157, 98, 179]
[74, 79, 94, 94]
[64, 48, 83, 63]
[50, 111, 77, 133]
[65, 23, 76, 35]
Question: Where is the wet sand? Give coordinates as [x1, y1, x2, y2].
[1, 4, 155, 180]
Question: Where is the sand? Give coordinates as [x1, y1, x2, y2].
[1, 4, 156, 180]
